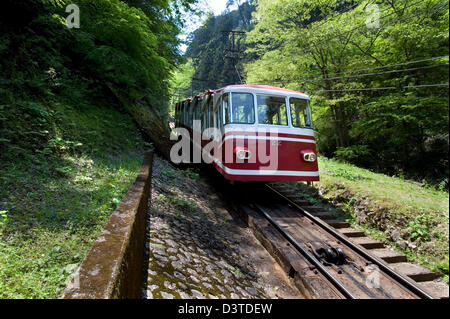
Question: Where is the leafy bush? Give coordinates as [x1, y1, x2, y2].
[182, 168, 200, 181]
[406, 214, 434, 242]
[335, 145, 372, 166]
[0, 211, 7, 229]
[0, 0, 197, 121]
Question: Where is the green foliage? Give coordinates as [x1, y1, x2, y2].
[330, 168, 359, 181]
[406, 214, 434, 242]
[0, 211, 7, 231]
[438, 178, 448, 191]
[169, 195, 197, 211]
[49, 138, 83, 154]
[169, 59, 195, 111]
[436, 260, 449, 278]
[41, 0, 65, 7]
[0, 0, 198, 119]
[182, 168, 200, 181]
[0, 100, 143, 161]
[161, 168, 177, 178]
[335, 145, 371, 166]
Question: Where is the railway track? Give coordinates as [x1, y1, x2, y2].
[233, 182, 448, 299]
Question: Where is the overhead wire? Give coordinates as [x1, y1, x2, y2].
[258, 62, 449, 85]
[176, 55, 450, 87]
[310, 82, 449, 93]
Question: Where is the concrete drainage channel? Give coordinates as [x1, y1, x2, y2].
[63, 152, 154, 299]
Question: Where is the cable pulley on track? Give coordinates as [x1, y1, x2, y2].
[315, 247, 347, 266]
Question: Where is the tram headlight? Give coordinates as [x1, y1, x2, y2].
[236, 148, 252, 160]
[302, 152, 317, 162]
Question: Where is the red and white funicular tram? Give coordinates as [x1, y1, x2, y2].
[174, 85, 319, 182]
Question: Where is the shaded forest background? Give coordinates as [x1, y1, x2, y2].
[174, 0, 449, 188]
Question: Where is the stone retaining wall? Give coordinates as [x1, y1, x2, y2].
[63, 151, 154, 299]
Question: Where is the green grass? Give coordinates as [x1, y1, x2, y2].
[313, 157, 449, 279]
[0, 100, 146, 298]
[318, 157, 449, 217]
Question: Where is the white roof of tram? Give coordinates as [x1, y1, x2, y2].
[217, 85, 310, 100]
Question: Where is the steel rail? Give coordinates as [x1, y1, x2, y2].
[252, 203, 357, 299]
[266, 184, 434, 299]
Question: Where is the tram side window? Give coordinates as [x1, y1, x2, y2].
[185, 104, 187, 125]
[180, 103, 184, 125]
[257, 95, 288, 126]
[188, 103, 193, 128]
[178, 103, 181, 126]
[192, 105, 196, 122]
[208, 99, 214, 129]
[197, 100, 203, 122]
[223, 93, 230, 124]
[174, 103, 178, 126]
[186, 105, 189, 127]
[189, 103, 193, 128]
[192, 103, 196, 127]
[202, 108, 207, 132]
[231, 93, 255, 124]
[217, 97, 223, 130]
[289, 98, 311, 128]
[194, 104, 200, 125]
[187, 102, 191, 127]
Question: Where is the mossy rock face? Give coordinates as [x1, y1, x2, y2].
[108, 86, 174, 161]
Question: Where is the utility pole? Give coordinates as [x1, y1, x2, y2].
[221, 30, 245, 84]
